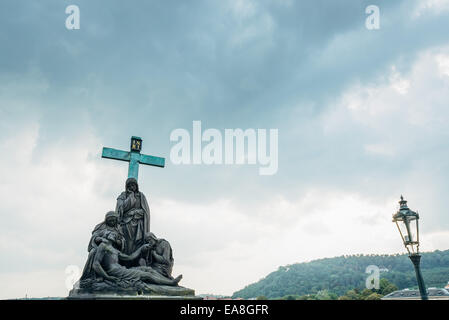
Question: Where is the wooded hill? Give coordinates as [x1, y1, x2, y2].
[232, 250, 449, 299]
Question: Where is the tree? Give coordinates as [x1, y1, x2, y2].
[338, 289, 361, 300]
[282, 295, 301, 300]
[316, 290, 338, 300]
[360, 289, 374, 298]
[379, 278, 398, 296]
[365, 293, 383, 300]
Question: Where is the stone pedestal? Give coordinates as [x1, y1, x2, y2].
[67, 293, 202, 300]
[68, 283, 199, 300]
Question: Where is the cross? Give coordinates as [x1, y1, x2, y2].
[102, 136, 165, 181]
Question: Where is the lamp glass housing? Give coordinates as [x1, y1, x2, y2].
[393, 197, 420, 254]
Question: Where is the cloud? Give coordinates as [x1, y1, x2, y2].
[320, 44, 449, 229]
[413, 0, 449, 17]
[323, 45, 449, 142]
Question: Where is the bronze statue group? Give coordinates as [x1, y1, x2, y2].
[71, 178, 189, 296]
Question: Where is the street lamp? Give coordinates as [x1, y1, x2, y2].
[392, 195, 428, 300]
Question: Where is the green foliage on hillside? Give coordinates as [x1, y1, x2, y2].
[267, 278, 397, 300]
[232, 250, 449, 299]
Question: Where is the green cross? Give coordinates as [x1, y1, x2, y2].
[102, 136, 165, 181]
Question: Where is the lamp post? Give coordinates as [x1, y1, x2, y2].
[392, 196, 428, 300]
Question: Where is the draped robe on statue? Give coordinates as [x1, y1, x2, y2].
[143, 238, 174, 279]
[116, 178, 151, 257]
[80, 212, 124, 284]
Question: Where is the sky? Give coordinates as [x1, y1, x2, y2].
[1, 0, 449, 298]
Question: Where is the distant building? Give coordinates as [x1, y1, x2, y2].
[198, 294, 241, 300]
[201, 296, 242, 300]
[382, 288, 449, 300]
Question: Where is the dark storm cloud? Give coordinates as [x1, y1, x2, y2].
[2, 0, 449, 205]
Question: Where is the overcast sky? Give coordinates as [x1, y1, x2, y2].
[1, 0, 449, 298]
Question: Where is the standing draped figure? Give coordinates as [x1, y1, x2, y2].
[116, 178, 151, 257]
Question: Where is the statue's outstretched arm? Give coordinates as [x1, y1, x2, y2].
[119, 244, 149, 262]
